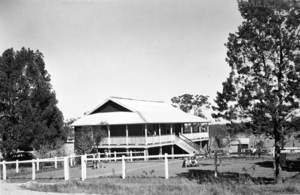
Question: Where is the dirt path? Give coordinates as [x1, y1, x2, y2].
[0, 160, 180, 195]
[0, 181, 88, 195]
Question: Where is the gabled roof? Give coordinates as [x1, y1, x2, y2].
[71, 97, 210, 126]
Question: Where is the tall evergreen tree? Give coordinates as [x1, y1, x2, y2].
[0, 48, 65, 155]
[213, 0, 300, 183]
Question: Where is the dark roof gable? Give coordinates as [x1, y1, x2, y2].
[89, 100, 131, 114]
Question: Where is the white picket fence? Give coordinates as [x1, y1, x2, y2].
[0, 152, 195, 181]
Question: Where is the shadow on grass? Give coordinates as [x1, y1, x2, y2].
[177, 169, 275, 185]
[196, 163, 213, 166]
[254, 161, 273, 168]
[255, 160, 300, 172]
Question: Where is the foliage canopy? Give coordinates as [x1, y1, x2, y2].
[213, 0, 300, 182]
[0, 48, 66, 154]
[171, 94, 211, 119]
[75, 124, 107, 154]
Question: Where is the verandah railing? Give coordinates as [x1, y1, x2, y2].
[100, 135, 175, 145]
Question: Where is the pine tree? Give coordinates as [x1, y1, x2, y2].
[0, 48, 65, 155]
[213, 0, 300, 183]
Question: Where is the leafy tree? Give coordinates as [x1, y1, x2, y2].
[0, 48, 65, 156]
[171, 94, 211, 118]
[209, 124, 230, 137]
[209, 124, 242, 150]
[255, 140, 265, 149]
[76, 130, 94, 155]
[63, 118, 79, 139]
[213, 0, 300, 183]
[75, 125, 107, 154]
[209, 124, 228, 146]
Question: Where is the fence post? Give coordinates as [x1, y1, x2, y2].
[130, 151, 133, 162]
[122, 155, 125, 179]
[114, 151, 117, 162]
[37, 158, 39, 171]
[64, 157, 70, 180]
[97, 152, 101, 163]
[81, 155, 87, 181]
[32, 160, 36, 180]
[214, 152, 218, 178]
[144, 150, 147, 161]
[165, 153, 169, 179]
[55, 156, 58, 168]
[16, 160, 19, 173]
[3, 161, 6, 180]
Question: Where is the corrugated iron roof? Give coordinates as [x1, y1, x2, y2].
[71, 112, 145, 126]
[71, 97, 210, 126]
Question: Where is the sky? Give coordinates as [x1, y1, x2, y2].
[0, 0, 244, 121]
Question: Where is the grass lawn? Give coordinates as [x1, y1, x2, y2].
[19, 177, 300, 195]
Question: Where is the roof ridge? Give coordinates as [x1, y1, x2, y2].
[110, 96, 164, 103]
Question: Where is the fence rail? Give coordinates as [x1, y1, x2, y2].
[1, 148, 299, 182]
[0, 152, 197, 181]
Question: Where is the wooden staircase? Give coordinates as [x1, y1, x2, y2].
[174, 133, 206, 154]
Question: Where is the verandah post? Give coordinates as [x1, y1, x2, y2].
[122, 155, 125, 179]
[181, 124, 183, 134]
[126, 125, 129, 146]
[108, 126, 111, 146]
[165, 153, 169, 179]
[145, 124, 148, 145]
[159, 124, 161, 144]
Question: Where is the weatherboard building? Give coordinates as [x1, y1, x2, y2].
[71, 97, 210, 156]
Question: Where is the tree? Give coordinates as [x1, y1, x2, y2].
[0, 48, 65, 156]
[76, 130, 94, 155]
[63, 118, 79, 139]
[171, 94, 211, 118]
[213, 0, 300, 183]
[209, 124, 228, 150]
[75, 125, 107, 155]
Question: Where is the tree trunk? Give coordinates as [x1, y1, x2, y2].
[214, 152, 218, 178]
[274, 128, 283, 184]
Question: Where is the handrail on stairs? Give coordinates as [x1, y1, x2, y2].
[179, 133, 201, 151]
